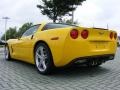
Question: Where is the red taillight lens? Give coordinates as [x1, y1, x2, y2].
[70, 29, 78, 39]
[81, 30, 89, 39]
[114, 33, 117, 39]
[110, 32, 113, 39]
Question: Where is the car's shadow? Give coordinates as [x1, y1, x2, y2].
[53, 65, 110, 77]
[6, 58, 111, 78]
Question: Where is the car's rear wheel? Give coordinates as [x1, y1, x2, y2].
[34, 43, 54, 75]
[4, 45, 11, 60]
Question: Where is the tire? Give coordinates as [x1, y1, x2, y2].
[34, 43, 54, 75]
[4, 45, 11, 61]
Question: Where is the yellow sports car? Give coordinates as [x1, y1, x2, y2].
[5, 23, 117, 74]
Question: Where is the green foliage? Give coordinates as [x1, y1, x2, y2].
[17, 22, 33, 37]
[1, 27, 17, 40]
[1, 22, 33, 40]
[37, 0, 85, 22]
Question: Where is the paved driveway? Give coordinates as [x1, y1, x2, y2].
[0, 48, 120, 90]
[0, 47, 4, 53]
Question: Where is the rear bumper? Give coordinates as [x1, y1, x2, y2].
[74, 54, 114, 61]
[56, 38, 117, 67]
[72, 54, 115, 64]
[55, 53, 115, 67]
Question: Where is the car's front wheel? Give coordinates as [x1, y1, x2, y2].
[4, 45, 11, 60]
[34, 43, 54, 75]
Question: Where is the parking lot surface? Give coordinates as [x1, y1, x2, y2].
[0, 48, 120, 90]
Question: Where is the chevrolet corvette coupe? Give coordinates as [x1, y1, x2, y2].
[5, 23, 117, 74]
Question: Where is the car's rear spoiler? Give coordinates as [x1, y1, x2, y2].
[93, 27, 108, 30]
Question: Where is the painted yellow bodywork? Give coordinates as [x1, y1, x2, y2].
[7, 23, 117, 67]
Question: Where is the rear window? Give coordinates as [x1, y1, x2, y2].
[42, 23, 73, 30]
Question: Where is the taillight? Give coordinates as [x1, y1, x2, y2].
[70, 29, 78, 39]
[114, 33, 117, 39]
[110, 32, 113, 39]
[81, 30, 89, 39]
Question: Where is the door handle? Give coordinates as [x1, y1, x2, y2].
[31, 35, 34, 39]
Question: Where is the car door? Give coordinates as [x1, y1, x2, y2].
[13, 25, 40, 62]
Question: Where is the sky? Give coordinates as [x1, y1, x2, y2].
[0, 0, 120, 37]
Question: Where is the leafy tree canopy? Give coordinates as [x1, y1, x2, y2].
[1, 27, 17, 40]
[37, 0, 85, 22]
[1, 22, 33, 40]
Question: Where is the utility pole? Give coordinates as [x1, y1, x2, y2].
[71, 5, 74, 24]
[2, 17, 10, 42]
[72, 10, 74, 24]
[0, 32, 2, 40]
[2, 17, 10, 59]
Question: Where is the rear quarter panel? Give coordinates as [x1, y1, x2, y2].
[33, 27, 72, 66]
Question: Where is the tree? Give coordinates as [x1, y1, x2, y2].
[1, 27, 17, 40]
[17, 22, 33, 37]
[1, 22, 33, 40]
[37, 0, 86, 22]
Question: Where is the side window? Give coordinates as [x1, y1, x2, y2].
[42, 24, 51, 30]
[22, 25, 40, 37]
